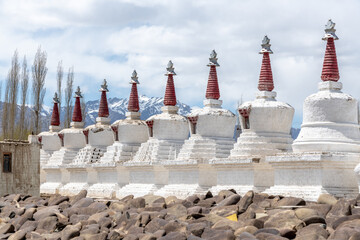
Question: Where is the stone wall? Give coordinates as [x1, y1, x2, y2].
[0, 138, 40, 196]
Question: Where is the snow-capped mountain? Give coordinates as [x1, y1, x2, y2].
[35, 95, 191, 129]
[0, 95, 301, 140]
[82, 95, 192, 126]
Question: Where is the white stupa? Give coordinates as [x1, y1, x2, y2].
[38, 93, 62, 185]
[72, 80, 114, 165]
[120, 61, 189, 197]
[100, 71, 148, 164]
[41, 87, 86, 194]
[230, 36, 294, 159]
[38, 92, 62, 166]
[267, 20, 360, 200]
[176, 50, 236, 162]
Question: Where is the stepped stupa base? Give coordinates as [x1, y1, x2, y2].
[266, 152, 360, 201]
[130, 138, 185, 163]
[46, 148, 81, 166]
[155, 184, 209, 198]
[73, 145, 107, 165]
[176, 135, 235, 162]
[100, 142, 142, 163]
[230, 131, 293, 159]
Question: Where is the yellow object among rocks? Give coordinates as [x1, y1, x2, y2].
[226, 213, 238, 222]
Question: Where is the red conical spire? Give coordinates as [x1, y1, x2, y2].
[50, 92, 60, 126]
[258, 36, 274, 92]
[98, 79, 109, 117]
[164, 60, 177, 106]
[72, 86, 83, 122]
[321, 20, 339, 82]
[206, 50, 220, 100]
[128, 70, 140, 112]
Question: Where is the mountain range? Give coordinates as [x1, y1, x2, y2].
[0, 95, 300, 139]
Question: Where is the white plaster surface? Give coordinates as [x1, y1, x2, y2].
[293, 81, 360, 152]
[230, 91, 294, 159]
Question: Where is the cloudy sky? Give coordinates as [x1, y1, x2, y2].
[0, 0, 359, 127]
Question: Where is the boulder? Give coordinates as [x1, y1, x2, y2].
[72, 198, 94, 208]
[217, 194, 241, 207]
[61, 222, 81, 240]
[33, 206, 59, 221]
[274, 197, 305, 207]
[201, 228, 235, 240]
[296, 224, 329, 239]
[158, 231, 186, 240]
[70, 190, 88, 205]
[144, 218, 168, 233]
[48, 195, 69, 206]
[129, 198, 146, 209]
[234, 226, 258, 235]
[295, 208, 319, 220]
[303, 216, 326, 225]
[317, 194, 338, 206]
[264, 210, 304, 230]
[166, 204, 187, 218]
[237, 191, 254, 213]
[36, 216, 58, 233]
[0, 223, 14, 235]
[218, 190, 236, 199]
[187, 222, 207, 237]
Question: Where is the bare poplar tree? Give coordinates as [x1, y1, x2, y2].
[8, 51, 20, 139]
[64, 66, 74, 128]
[2, 79, 10, 139]
[19, 55, 29, 139]
[57, 60, 63, 117]
[32, 46, 47, 134]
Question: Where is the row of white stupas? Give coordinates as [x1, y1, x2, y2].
[39, 20, 360, 200]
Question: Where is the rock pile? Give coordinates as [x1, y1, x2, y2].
[0, 190, 360, 239]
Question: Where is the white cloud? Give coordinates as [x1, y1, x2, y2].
[0, 0, 359, 127]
